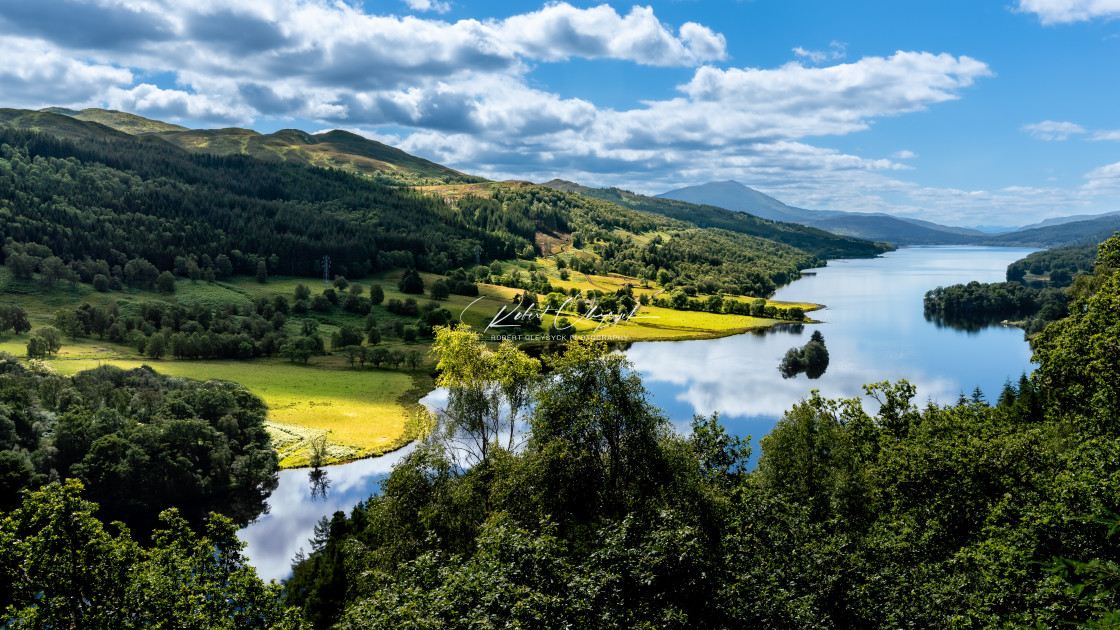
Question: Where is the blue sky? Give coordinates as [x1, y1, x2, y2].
[1, 0, 1119, 227]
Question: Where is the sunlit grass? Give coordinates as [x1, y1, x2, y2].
[28, 347, 424, 469]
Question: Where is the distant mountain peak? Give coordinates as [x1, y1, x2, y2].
[657, 180, 823, 223]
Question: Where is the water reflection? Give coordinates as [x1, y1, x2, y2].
[628, 247, 1038, 455]
[308, 468, 331, 500]
[240, 246, 1039, 580]
[238, 443, 417, 581]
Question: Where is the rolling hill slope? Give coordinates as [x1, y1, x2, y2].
[980, 213, 1120, 247]
[658, 179, 989, 245]
[542, 180, 890, 259]
[35, 107, 480, 184]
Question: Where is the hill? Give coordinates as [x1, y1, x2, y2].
[0, 117, 530, 278]
[980, 213, 1120, 247]
[42, 107, 190, 133]
[39, 107, 479, 185]
[542, 180, 890, 259]
[0, 114, 841, 298]
[0, 108, 135, 141]
[657, 180, 827, 222]
[1012, 210, 1120, 233]
[803, 214, 976, 245]
[658, 180, 982, 245]
[155, 127, 478, 184]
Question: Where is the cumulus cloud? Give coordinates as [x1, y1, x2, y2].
[404, 0, 451, 14]
[1021, 120, 1086, 140]
[105, 83, 256, 124]
[1016, 0, 1120, 24]
[496, 4, 726, 66]
[0, 35, 133, 108]
[1090, 129, 1120, 141]
[7, 1, 1083, 225]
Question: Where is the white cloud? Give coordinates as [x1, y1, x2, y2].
[496, 4, 726, 66]
[1021, 120, 1086, 140]
[1084, 160, 1120, 192]
[1090, 129, 1120, 141]
[792, 41, 847, 64]
[1016, 0, 1120, 24]
[11, 1, 1099, 226]
[104, 83, 257, 124]
[0, 35, 133, 108]
[404, 0, 451, 14]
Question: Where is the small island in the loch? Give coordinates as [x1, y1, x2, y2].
[778, 329, 830, 379]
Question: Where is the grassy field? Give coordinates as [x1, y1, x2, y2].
[2, 262, 822, 468]
[32, 351, 426, 468]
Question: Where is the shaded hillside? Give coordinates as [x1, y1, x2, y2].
[37, 107, 481, 185]
[156, 127, 481, 184]
[658, 180, 826, 222]
[0, 118, 829, 297]
[980, 213, 1120, 247]
[659, 179, 984, 245]
[543, 180, 890, 259]
[804, 214, 976, 245]
[0, 121, 531, 277]
[42, 107, 189, 133]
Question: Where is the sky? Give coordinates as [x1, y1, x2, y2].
[2, 0, 1119, 228]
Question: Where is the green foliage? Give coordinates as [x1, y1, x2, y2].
[778, 330, 830, 378]
[0, 359, 278, 537]
[284, 235, 1120, 628]
[1032, 233, 1120, 433]
[924, 280, 1068, 333]
[0, 127, 527, 279]
[0, 479, 304, 629]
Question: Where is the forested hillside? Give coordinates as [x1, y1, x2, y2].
[0, 115, 875, 302]
[543, 180, 890, 259]
[0, 123, 536, 279]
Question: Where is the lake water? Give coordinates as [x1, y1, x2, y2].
[238, 245, 1037, 581]
[627, 246, 1038, 447]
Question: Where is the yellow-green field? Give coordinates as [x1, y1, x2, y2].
[2, 262, 822, 469]
[35, 352, 425, 469]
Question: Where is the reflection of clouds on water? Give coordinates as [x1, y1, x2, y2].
[238, 443, 417, 582]
[629, 334, 962, 421]
[241, 247, 1039, 582]
[626, 247, 1037, 437]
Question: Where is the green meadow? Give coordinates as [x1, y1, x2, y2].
[1, 264, 820, 467]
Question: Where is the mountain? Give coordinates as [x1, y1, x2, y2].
[35, 107, 478, 184]
[1012, 210, 1120, 233]
[42, 107, 189, 134]
[0, 108, 135, 141]
[542, 180, 891, 259]
[657, 180, 831, 222]
[0, 114, 849, 297]
[155, 127, 477, 183]
[980, 213, 1120, 247]
[894, 217, 989, 237]
[804, 214, 976, 245]
[658, 180, 988, 246]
